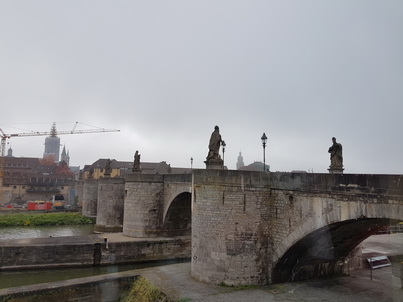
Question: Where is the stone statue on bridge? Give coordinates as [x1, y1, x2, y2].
[206, 125, 222, 161]
[104, 158, 112, 176]
[328, 137, 343, 173]
[205, 125, 224, 169]
[132, 150, 141, 173]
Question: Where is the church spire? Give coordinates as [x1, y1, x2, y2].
[60, 145, 70, 165]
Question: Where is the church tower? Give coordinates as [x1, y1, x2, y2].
[6, 146, 13, 157]
[43, 123, 61, 163]
[60, 145, 70, 165]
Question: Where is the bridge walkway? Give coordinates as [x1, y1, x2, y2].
[139, 261, 402, 302]
[139, 234, 403, 302]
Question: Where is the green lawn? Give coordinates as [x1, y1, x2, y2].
[0, 212, 95, 227]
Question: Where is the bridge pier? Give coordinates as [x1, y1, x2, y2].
[123, 174, 164, 238]
[82, 179, 98, 218]
[94, 177, 125, 233]
[192, 170, 272, 285]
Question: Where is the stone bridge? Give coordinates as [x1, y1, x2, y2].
[123, 174, 192, 237]
[81, 170, 403, 286]
[191, 170, 403, 285]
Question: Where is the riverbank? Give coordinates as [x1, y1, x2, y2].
[0, 234, 401, 301]
[0, 212, 94, 227]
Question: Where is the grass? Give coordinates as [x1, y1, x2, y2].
[0, 212, 95, 227]
[119, 276, 173, 302]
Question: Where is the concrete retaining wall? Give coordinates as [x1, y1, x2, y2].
[0, 237, 191, 271]
[0, 271, 139, 302]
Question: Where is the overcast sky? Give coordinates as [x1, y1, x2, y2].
[1, 1, 402, 174]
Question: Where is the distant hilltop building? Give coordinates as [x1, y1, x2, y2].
[236, 152, 245, 170]
[236, 152, 270, 172]
[238, 161, 270, 172]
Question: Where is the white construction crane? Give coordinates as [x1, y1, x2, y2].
[0, 122, 120, 157]
[0, 122, 120, 184]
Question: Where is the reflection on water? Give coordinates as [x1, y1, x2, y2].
[0, 224, 94, 240]
[0, 259, 189, 289]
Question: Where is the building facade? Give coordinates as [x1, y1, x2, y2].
[0, 156, 74, 205]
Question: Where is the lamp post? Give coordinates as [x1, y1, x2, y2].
[261, 133, 267, 172]
[222, 140, 226, 165]
[190, 157, 193, 170]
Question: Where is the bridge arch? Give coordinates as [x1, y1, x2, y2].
[271, 197, 402, 284]
[163, 191, 191, 236]
[272, 217, 393, 283]
[272, 199, 403, 273]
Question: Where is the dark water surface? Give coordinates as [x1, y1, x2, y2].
[0, 259, 188, 289]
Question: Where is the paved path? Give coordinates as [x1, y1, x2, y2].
[137, 234, 403, 302]
[137, 262, 403, 302]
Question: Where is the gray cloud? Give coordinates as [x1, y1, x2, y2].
[1, 1, 402, 174]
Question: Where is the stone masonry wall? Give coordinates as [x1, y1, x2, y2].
[123, 174, 164, 238]
[82, 179, 98, 218]
[75, 180, 84, 207]
[192, 169, 271, 286]
[94, 177, 125, 233]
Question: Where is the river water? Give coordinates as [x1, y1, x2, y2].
[0, 259, 185, 289]
[0, 224, 95, 240]
[0, 225, 188, 290]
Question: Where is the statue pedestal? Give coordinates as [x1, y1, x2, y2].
[131, 169, 142, 174]
[204, 158, 224, 170]
[328, 167, 344, 174]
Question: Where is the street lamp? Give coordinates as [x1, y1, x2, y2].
[190, 157, 193, 170]
[221, 140, 226, 164]
[261, 133, 267, 172]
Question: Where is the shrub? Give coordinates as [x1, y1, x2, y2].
[120, 276, 172, 302]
